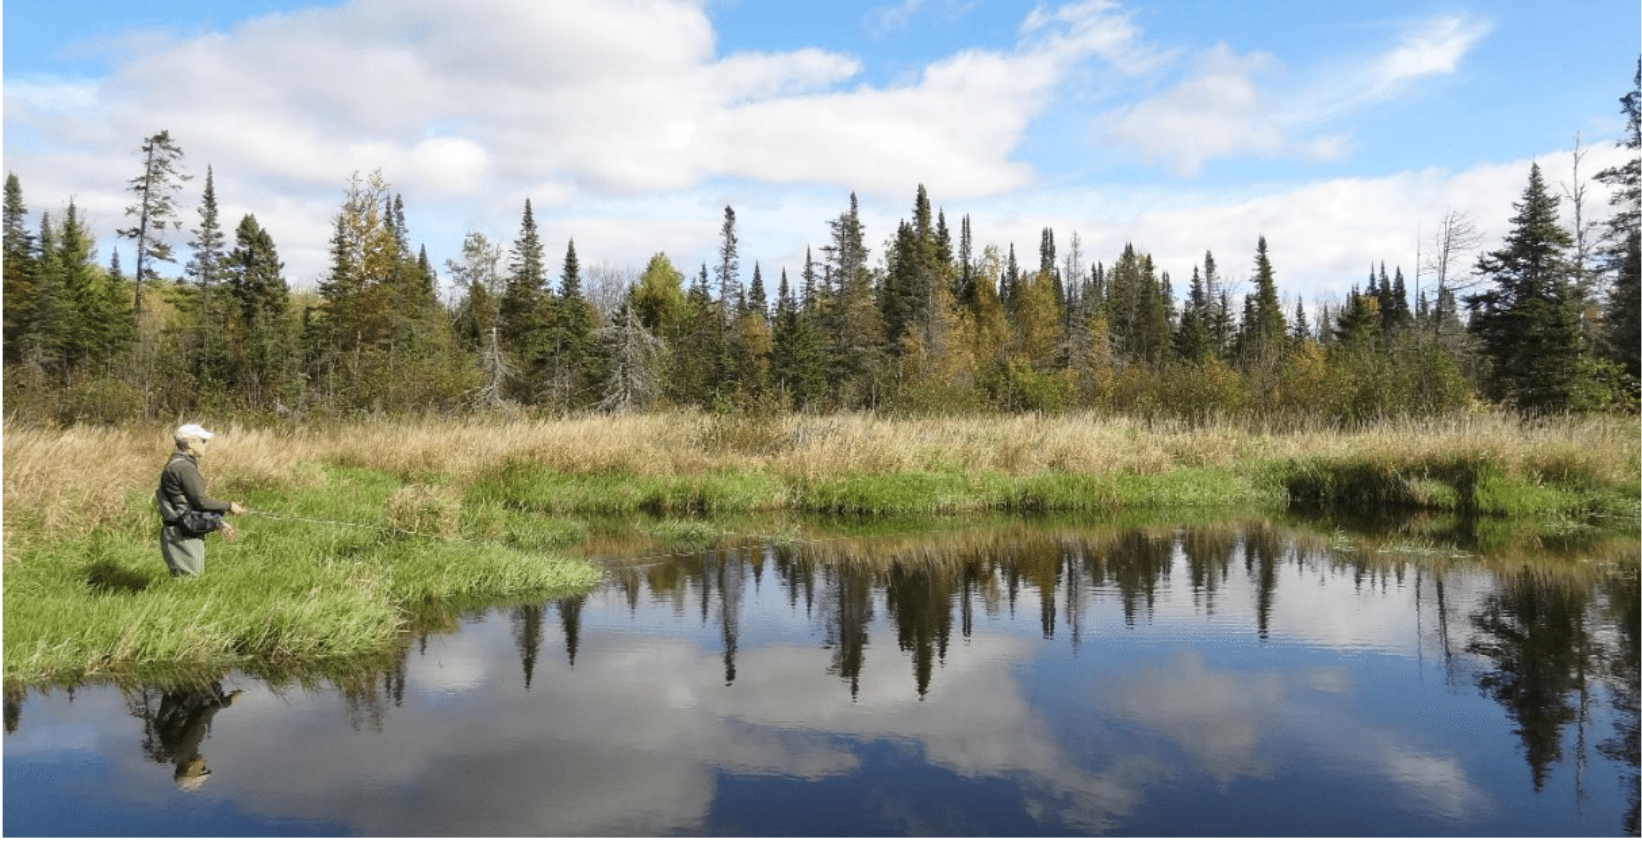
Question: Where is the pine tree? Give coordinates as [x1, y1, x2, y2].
[955, 214, 976, 306]
[26, 213, 67, 372]
[1332, 286, 1381, 350]
[1104, 244, 1171, 366]
[1596, 59, 1641, 386]
[227, 214, 291, 406]
[551, 238, 596, 408]
[733, 262, 774, 402]
[1467, 163, 1601, 412]
[1243, 235, 1287, 369]
[498, 199, 549, 402]
[186, 166, 228, 288]
[1173, 264, 1214, 362]
[1291, 297, 1312, 345]
[1202, 251, 1231, 358]
[820, 193, 884, 407]
[58, 201, 116, 373]
[747, 260, 768, 317]
[187, 166, 233, 392]
[716, 205, 740, 306]
[776, 266, 829, 410]
[3, 173, 37, 365]
[117, 130, 190, 323]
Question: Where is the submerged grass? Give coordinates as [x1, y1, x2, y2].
[5, 410, 1636, 685]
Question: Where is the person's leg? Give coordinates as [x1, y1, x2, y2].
[160, 527, 206, 577]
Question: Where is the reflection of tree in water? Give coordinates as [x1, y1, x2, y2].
[1005, 531, 1062, 637]
[1112, 529, 1174, 627]
[884, 561, 954, 699]
[773, 544, 819, 616]
[579, 517, 1638, 832]
[338, 651, 408, 733]
[560, 593, 585, 667]
[512, 593, 588, 690]
[823, 563, 874, 699]
[513, 603, 545, 689]
[1467, 568, 1599, 791]
[1181, 526, 1237, 615]
[1597, 567, 1638, 835]
[1241, 524, 1282, 639]
[714, 550, 745, 685]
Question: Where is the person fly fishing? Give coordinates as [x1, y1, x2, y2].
[156, 423, 245, 578]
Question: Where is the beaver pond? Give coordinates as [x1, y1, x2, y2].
[5, 513, 1638, 836]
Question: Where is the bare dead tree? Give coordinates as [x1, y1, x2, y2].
[1560, 133, 1603, 324]
[583, 261, 638, 322]
[1422, 209, 1484, 297]
[471, 326, 518, 412]
[596, 299, 665, 413]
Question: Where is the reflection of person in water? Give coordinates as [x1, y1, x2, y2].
[152, 683, 242, 792]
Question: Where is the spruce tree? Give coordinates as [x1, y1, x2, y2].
[1244, 235, 1287, 369]
[186, 166, 228, 288]
[117, 130, 190, 323]
[1467, 163, 1600, 412]
[1172, 264, 1214, 363]
[1596, 59, 1641, 386]
[187, 166, 232, 391]
[552, 239, 596, 408]
[3, 173, 37, 365]
[227, 214, 290, 405]
[498, 199, 549, 402]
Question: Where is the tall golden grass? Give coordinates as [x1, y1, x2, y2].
[5, 411, 1637, 554]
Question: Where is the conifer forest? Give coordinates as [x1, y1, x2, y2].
[5, 69, 1638, 427]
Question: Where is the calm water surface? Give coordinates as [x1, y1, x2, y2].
[5, 516, 1638, 836]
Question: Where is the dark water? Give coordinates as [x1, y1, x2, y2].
[5, 516, 1638, 837]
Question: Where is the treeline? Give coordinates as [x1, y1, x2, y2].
[5, 71, 1638, 425]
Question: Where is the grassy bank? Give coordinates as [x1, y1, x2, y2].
[3, 462, 601, 687]
[5, 410, 1636, 685]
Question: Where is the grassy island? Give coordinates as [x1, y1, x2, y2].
[5, 411, 1637, 686]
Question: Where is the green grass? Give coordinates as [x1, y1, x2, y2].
[4, 466, 601, 687]
[1277, 452, 1639, 521]
[458, 452, 1633, 522]
[9, 438, 1634, 687]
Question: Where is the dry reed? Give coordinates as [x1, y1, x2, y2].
[5, 411, 1636, 556]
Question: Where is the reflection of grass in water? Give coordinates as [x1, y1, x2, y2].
[644, 520, 726, 552]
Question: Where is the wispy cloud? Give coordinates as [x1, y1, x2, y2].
[1373, 14, 1493, 94]
[863, 0, 982, 40]
[863, 0, 925, 39]
[1094, 12, 1492, 177]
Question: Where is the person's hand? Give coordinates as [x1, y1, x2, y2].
[219, 521, 239, 542]
[228, 502, 245, 516]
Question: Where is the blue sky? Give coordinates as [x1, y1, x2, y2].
[4, 0, 1636, 308]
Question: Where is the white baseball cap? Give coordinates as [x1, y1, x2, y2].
[175, 423, 215, 441]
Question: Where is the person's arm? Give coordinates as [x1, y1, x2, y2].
[173, 460, 233, 513]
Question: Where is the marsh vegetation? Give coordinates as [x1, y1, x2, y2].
[5, 410, 1636, 686]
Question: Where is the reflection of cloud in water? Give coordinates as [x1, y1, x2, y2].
[91, 609, 1486, 835]
[152, 628, 1146, 835]
[404, 630, 492, 695]
[1106, 650, 1285, 783]
[1100, 649, 1486, 823]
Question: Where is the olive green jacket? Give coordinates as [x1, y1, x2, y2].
[156, 451, 230, 525]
